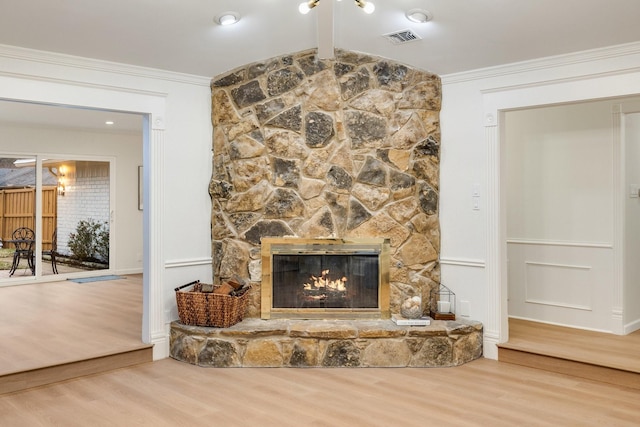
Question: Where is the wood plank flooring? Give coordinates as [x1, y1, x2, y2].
[0, 357, 639, 426]
[499, 318, 640, 389]
[0, 274, 151, 393]
[2, 280, 640, 425]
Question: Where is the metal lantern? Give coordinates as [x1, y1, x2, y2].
[429, 283, 456, 320]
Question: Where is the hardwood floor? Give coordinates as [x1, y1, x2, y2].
[0, 357, 639, 426]
[2, 282, 639, 425]
[499, 318, 640, 389]
[0, 274, 151, 393]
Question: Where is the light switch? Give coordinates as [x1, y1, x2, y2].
[472, 183, 480, 197]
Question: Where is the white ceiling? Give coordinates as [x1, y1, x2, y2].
[1, 0, 640, 129]
[2, 0, 640, 77]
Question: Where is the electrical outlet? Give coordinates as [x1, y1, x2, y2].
[459, 300, 470, 317]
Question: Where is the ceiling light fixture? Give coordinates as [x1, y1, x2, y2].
[354, 0, 375, 14]
[298, 0, 375, 15]
[215, 12, 240, 26]
[405, 9, 432, 23]
[299, 0, 320, 14]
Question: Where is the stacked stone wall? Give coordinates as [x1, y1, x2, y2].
[210, 49, 442, 317]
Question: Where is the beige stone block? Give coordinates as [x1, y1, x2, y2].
[387, 149, 410, 171]
[243, 339, 283, 367]
[398, 234, 438, 266]
[219, 239, 250, 280]
[265, 129, 308, 159]
[386, 198, 419, 225]
[362, 340, 412, 367]
[329, 143, 355, 174]
[346, 212, 410, 248]
[225, 180, 271, 212]
[307, 75, 342, 111]
[226, 115, 259, 141]
[399, 80, 442, 111]
[299, 177, 326, 200]
[390, 113, 428, 150]
[212, 90, 242, 126]
[298, 206, 335, 238]
[348, 88, 397, 117]
[352, 183, 390, 211]
[453, 331, 483, 365]
[289, 320, 358, 339]
[303, 148, 332, 179]
[357, 321, 407, 338]
[231, 158, 271, 193]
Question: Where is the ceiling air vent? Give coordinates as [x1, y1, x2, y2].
[382, 29, 422, 45]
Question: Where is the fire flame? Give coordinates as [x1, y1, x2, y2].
[303, 269, 347, 292]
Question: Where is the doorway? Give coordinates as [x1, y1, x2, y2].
[0, 156, 114, 281]
[504, 100, 617, 332]
[0, 100, 143, 284]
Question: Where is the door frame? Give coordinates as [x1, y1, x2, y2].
[481, 69, 640, 359]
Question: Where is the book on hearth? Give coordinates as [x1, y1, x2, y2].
[391, 314, 431, 326]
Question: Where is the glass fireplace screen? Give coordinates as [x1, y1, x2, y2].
[272, 254, 379, 310]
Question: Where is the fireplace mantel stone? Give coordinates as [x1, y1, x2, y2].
[210, 49, 443, 319]
[170, 318, 483, 368]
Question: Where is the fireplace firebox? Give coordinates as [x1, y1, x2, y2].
[261, 238, 390, 319]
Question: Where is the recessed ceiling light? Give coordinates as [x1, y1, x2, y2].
[215, 12, 240, 26]
[406, 9, 432, 23]
[105, 121, 114, 125]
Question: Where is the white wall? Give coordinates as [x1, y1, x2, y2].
[0, 45, 213, 359]
[506, 102, 614, 243]
[441, 41, 640, 358]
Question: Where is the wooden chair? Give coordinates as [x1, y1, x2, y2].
[9, 227, 35, 276]
[42, 229, 58, 274]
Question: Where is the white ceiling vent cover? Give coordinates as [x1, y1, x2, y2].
[383, 29, 422, 45]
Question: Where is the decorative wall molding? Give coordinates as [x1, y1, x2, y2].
[506, 239, 613, 249]
[612, 104, 624, 334]
[484, 122, 507, 358]
[524, 260, 592, 270]
[0, 43, 211, 86]
[523, 261, 593, 312]
[145, 127, 167, 360]
[442, 41, 640, 85]
[165, 257, 213, 269]
[439, 257, 485, 268]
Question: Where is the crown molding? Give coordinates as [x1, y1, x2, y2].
[441, 41, 640, 85]
[0, 44, 211, 87]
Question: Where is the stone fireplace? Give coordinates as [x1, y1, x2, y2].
[261, 237, 390, 319]
[209, 49, 442, 317]
[169, 49, 483, 368]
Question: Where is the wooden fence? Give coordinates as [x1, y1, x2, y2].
[0, 187, 57, 251]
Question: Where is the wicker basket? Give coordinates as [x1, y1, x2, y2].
[175, 280, 250, 328]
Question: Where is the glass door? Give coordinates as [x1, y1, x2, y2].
[0, 156, 111, 281]
[43, 159, 111, 277]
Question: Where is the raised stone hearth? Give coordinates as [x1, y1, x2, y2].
[170, 318, 483, 368]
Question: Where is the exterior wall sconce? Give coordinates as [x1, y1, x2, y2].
[57, 167, 66, 196]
